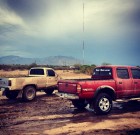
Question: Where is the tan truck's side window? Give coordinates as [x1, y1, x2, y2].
[30, 69, 44, 75]
[47, 70, 55, 77]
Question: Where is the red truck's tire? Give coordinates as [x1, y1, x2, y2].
[93, 93, 112, 115]
[22, 86, 36, 101]
[72, 99, 87, 110]
[5, 90, 19, 100]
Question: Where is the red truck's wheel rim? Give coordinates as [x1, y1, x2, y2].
[99, 97, 110, 112]
[93, 93, 112, 114]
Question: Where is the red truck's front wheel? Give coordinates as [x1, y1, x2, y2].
[93, 93, 112, 115]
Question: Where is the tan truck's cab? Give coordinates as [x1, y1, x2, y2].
[0, 67, 60, 101]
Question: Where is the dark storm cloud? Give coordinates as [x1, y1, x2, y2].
[0, 0, 140, 65]
[118, 0, 140, 28]
[2, 0, 50, 20]
[1, 0, 75, 23]
[129, 6, 140, 26]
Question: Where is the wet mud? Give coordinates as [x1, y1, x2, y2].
[0, 92, 140, 135]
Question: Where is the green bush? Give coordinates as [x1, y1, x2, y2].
[74, 64, 96, 75]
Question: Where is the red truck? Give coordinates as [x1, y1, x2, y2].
[57, 65, 140, 115]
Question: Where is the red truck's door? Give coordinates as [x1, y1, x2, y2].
[131, 68, 140, 96]
[116, 68, 133, 98]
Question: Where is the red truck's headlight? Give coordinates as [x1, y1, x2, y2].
[77, 84, 82, 93]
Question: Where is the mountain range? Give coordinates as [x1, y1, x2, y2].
[0, 55, 82, 65]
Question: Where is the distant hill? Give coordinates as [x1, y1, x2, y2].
[0, 55, 82, 65]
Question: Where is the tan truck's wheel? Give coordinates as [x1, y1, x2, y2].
[5, 90, 19, 100]
[22, 86, 36, 101]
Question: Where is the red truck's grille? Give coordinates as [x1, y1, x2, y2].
[58, 82, 77, 94]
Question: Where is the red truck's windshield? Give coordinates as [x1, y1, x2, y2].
[92, 67, 113, 80]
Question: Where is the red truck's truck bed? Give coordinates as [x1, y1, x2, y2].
[57, 65, 140, 115]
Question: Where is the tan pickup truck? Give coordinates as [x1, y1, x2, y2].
[0, 67, 60, 101]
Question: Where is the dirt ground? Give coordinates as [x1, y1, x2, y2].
[0, 70, 140, 135]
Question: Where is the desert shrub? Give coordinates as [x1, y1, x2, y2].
[74, 64, 96, 75]
[0, 64, 72, 71]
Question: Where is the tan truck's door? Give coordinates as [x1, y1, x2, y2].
[46, 69, 58, 87]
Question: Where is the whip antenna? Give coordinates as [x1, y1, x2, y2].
[82, 2, 85, 65]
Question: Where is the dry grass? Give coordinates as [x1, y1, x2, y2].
[0, 70, 90, 79]
[57, 70, 90, 79]
[0, 70, 28, 78]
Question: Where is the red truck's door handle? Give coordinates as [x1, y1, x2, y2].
[134, 82, 138, 84]
[119, 82, 122, 84]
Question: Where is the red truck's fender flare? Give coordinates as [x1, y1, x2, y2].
[93, 85, 116, 100]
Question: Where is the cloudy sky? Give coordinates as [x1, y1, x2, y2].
[0, 0, 140, 65]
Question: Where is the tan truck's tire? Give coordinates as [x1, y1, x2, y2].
[22, 86, 36, 101]
[5, 90, 19, 100]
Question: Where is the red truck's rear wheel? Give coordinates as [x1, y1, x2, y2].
[93, 93, 112, 115]
[72, 99, 87, 110]
[44, 87, 54, 95]
[22, 86, 36, 101]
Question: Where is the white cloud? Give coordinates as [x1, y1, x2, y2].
[0, 0, 138, 40]
[0, 6, 25, 27]
[0, 6, 41, 39]
[28, 1, 83, 39]
[28, 0, 138, 40]
[76, 0, 140, 48]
